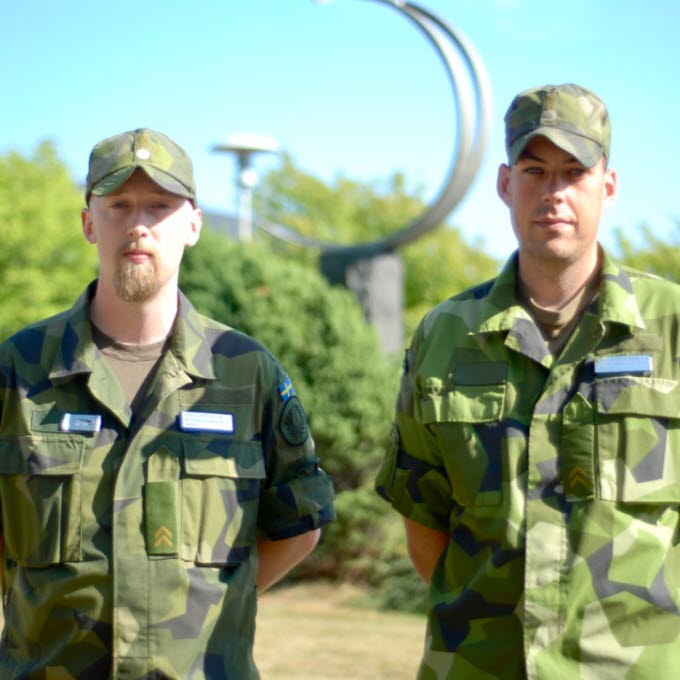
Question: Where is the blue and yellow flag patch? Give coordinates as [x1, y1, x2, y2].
[278, 376, 295, 402]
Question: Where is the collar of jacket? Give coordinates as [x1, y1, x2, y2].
[472, 246, 646, 336]
[48, 281, 217, 383]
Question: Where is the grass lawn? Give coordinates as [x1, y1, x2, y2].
[0, 581, 426, 678]
[255, 582, 425, 679]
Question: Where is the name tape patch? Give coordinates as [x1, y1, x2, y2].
[594, 354, 653, 376]
[60, 413, 102, 434]
[179, 411, 235, 433]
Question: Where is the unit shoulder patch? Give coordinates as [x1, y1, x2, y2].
[279, 396, 309, 447]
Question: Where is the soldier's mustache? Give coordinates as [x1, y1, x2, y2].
[119, 242, 156, 257]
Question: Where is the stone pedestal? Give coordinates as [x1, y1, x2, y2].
[320, 250, 404, 355]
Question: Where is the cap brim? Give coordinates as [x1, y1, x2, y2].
[509, 128, 604, 168]
[89, 164, 195, 201]
[89, 166, 136, 197]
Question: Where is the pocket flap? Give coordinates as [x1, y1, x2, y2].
[182, 438, 265, 479]
[0, 436, 83, 475]
[596, 376, 680, 417]
[419, 383, 505, 424]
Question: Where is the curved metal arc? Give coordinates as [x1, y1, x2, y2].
[408, 2, 493, 154]
[258, 0, 491, 255]
[380, 3, 481, 248]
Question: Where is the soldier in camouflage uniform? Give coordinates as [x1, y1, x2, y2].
[376, 83, 680, 678]
[0, 128, 335, 678]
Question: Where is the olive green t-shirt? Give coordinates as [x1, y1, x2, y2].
[92, 324, 170, 413]
[519, 275, 599, 357]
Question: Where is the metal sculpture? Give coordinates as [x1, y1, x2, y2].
[258, 0, 491, 256]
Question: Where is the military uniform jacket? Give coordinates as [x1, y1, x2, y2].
[0, 283, 335, 679]
[377, 250, 680, 679]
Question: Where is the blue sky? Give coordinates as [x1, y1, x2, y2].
[3, 0, 679, 259]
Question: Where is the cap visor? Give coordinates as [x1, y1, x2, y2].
[143, 167, 195, 200]
[90, 166, 136, 196]
[510, 128, 603, 168]
[89, 165, 194, 201]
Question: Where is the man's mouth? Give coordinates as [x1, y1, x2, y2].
[535, 215, 573, 228]
[122, 243, 154, 260]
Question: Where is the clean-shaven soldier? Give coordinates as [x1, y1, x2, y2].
[377, 84, 680, 678]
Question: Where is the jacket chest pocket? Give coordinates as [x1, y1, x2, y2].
[0, 436, 84, 566]
[595, 376, 680, 504]
[179, 439, 265, 566]
[419, 383, 506, 507]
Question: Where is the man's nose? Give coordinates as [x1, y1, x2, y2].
[542, 174, 567, 203]
[127, 209, 153, 237]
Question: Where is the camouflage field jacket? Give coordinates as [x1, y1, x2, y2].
[0, 283, 335, 679]
[377, 249, 680, 679]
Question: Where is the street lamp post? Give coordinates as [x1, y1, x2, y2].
[212, 132, 280, 242]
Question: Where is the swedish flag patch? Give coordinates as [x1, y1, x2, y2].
[278, 376, 295, 402]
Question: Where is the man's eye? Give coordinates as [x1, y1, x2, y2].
[525, 166, 543, 175]
[152, 200, 177, 210]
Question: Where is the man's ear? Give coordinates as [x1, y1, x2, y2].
[185, 207, 202, 247]
[602, 168, 617, 209]
[497, 163, 512, 207]
[81, 208, 97, 244]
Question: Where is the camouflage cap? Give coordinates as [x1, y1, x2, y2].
[504, 84, 611, 168]
[86, 128, 196, 202]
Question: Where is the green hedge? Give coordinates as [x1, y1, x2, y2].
[180, 230, 426, 611]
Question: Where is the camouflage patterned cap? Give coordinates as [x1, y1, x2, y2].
[505, 83, 611, 168]
[86, 128, 196, 202]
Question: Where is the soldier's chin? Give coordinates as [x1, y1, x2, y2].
[114, 265, 159, 303]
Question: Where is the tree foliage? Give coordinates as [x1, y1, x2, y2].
[613, 223, 680, 283]
[255, 155, 500, 338]
[0, 142, 97, 339]
[180, 229, 396, 491]
[255, 154, 423, 246]
[180, 230, 419, 600]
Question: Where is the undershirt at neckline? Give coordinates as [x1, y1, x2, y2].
[91, 324, 170, 414]
[518, 274, 600, 357]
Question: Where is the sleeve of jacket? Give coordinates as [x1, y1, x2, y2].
[257, 360, 335, 540]
[375, 321, 453, 533]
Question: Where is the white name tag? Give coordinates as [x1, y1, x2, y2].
[60, 413, 102, 434]
[179, 411, 235, 433]
[594, 354, 653, 376]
